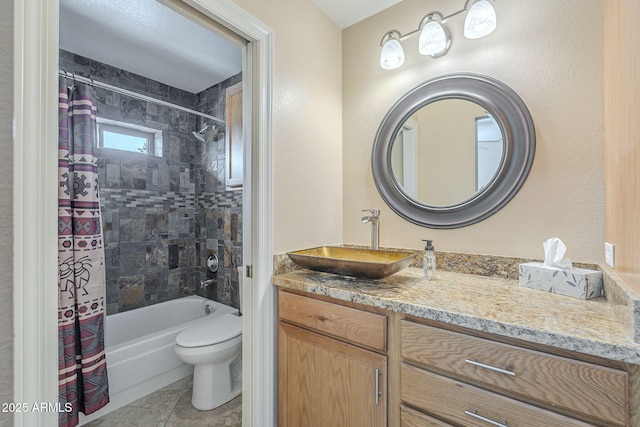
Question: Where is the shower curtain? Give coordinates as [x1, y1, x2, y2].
[58, 76, 110, 427]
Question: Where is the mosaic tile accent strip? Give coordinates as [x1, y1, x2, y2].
[101, 188, 196, 209]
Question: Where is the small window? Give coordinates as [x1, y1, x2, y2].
[97, 118, 163, 156]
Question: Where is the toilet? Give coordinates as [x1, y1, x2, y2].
[174, 307, 242, 410]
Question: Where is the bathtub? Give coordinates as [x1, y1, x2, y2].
[79, 295, 239, 425]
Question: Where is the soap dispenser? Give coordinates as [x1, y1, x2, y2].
[422, 239, 436, 280]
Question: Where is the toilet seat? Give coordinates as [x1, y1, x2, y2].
[176, 314, 242, 348]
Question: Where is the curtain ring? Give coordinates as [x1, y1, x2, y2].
[68, 72, 77, 92]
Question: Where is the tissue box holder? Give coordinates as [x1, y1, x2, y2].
[518, 262, 603, 300]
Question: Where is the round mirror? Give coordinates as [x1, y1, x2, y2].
[372, 73, 535, 228]
[390, 99, 504, 207]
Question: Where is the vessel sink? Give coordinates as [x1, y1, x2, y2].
[287, 246, 417, 279]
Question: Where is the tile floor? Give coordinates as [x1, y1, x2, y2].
[84, 376, 242, 427]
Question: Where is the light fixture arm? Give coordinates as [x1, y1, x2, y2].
[441, 7, 467, 24]
[388, 12, 446, 43]
[379, 30, 403, 47]
[418, 12, 445, 29]
[388, 4, 477, 43]
[443, 0, 491, 22]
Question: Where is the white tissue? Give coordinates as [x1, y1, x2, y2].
[542, 237, 572, 270]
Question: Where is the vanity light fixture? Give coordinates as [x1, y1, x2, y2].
[464, 0, 498, 39]
[379, 0, 497, 69]
[380, 31, 405, 70]
[418, 13, 451, 57]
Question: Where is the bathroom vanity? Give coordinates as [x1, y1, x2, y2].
[273, 265, 640, 427]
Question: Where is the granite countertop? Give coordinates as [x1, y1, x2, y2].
[272, 267, 640, 365]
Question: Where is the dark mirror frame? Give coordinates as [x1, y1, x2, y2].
[371, 73, 536, 229]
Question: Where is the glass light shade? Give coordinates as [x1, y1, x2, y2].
[464, 0, 497, 39]
[380, 38, 405, 70]
[418, 20, 450, 57]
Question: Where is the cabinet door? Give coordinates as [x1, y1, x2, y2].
[225, 82, 243, 189]
[279, 321, 387, 427]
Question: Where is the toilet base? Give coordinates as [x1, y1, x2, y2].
[191, 352, 242, 411]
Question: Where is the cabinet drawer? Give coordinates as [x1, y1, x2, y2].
[278, 291, 387, 351]
[401, 405, 454, 427]
[401, 364, 595, 427]
[401, 321, 627, 426]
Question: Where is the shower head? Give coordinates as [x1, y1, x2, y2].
[192, 123, 216, 142]
[192, 130, 206, 142]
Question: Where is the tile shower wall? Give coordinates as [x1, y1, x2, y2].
[60, 50, 242, 314]
[195, 74, 243, 310]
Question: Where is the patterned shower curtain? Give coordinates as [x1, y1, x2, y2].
[58, 76, 110, 427]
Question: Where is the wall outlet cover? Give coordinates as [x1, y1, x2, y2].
[605, 242, 615, 268]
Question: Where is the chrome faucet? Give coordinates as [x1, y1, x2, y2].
[361, 209, 380, 250]
[200, 278, 215, 291]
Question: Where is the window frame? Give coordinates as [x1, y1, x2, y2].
[96, 118, 163, 156]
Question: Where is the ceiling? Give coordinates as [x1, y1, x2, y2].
[59, 0, 243, 93]
[311, 0, 401, 29]
[59, 0, 397, 93]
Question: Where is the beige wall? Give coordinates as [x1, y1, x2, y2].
[415, 100, 483, 205]
[232, 0, 344, 254]
[0, 0, 12, 424]
[343, 0, 605, 262]
[604, 0, 640, 291]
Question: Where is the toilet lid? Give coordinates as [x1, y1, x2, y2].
[176, 314, 242, 347]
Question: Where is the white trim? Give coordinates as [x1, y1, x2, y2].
[96, 117, 164, 135]
[248, 30, 276, 427]
[13, 0, 275, 425]
[13, 0, 61, 425]
[240, 40, 257, 427]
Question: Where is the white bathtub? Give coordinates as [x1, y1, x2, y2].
[79, 295, 239, 425]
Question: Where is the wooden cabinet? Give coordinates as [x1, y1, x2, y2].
[399, 319, 630, 427]
[276, 289, 637, 427]
[279, 290, 387, 352]
[400, 405, 454, 427]
[401, 365, 594, 427]
[278, 290, 388, 427]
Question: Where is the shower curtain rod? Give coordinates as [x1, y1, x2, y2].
[58, 70, 225, 124]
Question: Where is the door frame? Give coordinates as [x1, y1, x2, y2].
[13, 0, 275, 425]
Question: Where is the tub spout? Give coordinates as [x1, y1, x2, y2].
[200, 279, 215, 291]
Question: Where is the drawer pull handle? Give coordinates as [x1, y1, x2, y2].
[464, 358, 516, 376]
[465, 409, 509, 427]
[374, 368, 381, 404]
